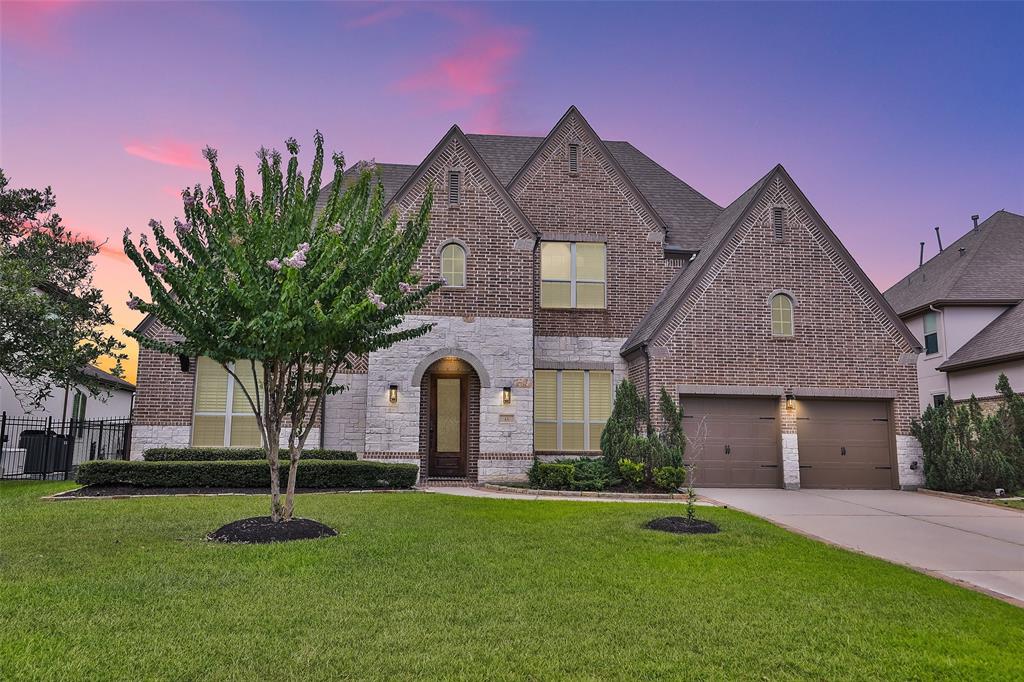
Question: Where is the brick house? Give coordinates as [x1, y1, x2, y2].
[132, 106, 924, 489]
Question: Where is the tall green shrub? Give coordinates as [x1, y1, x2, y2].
[600, 380, 648, 470]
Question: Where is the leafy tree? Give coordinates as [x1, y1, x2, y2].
[123, 134, 440, 522]
[0, 169, 126, 408]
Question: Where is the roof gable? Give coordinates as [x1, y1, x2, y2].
[939, 302, 1024, 371]
[624, 165, 920, 355]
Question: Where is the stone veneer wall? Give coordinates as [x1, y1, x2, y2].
[323, 374, 367, 453]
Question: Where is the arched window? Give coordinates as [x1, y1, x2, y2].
[440, 242, 466, 287]
[771, 294, 794, 337]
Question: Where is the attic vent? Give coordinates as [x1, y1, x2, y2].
[772, 207, 785, 242]
[448, 170, 461, 205]
[568, 143, 579, 174]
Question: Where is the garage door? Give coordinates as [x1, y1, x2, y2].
[796, 400, 894, 489]
[680, 397, 780, 487]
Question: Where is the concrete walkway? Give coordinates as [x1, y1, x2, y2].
[700, 488, 1024, 605]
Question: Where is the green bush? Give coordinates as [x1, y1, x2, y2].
[77, 459, 416, 489]
[142, 447, 357, 462]
[618, 458, 645, 489]
[601, 380, 648, 470]
[536, 463, 575, 490]
[566, 458, 613, 491]
[652, 466, 686, 491]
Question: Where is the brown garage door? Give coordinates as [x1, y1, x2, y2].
[680, 397, 780, 487]
[796, 400, 894, 489]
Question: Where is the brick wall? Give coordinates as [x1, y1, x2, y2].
[133, 323, 194, 427]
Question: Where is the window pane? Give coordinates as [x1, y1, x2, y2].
[588, 371, 612, 423]
[436, 378, 462, 452]
[540, 242, 571, 280]
[232, 361, 263, 413]
[441, 244, 465, 286]
[195, 356, 228, 412]
[230, 415, 262, 447]
[923, 312, 937, 334]
[925, 333, 939, 355]
[193, 415, 225, 447]
[535, 422, 557, 451]
[771, 295, 793, 337]
[575, 243, 606, 281]
[588, 423, 605, 451]
[535, 371, 557, 420]
[576, 282, 606, 309]
[562, 371, 584, 420]
[562, 423, 584, 451]
[540, 281, 571, 308]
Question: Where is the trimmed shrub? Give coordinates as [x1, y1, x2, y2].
[77, 459, 416, 489]
[601, 379, 648, 470]
[143, 447, 356, 462]
[536, 463, 574, 490]
[653, 466, 686, 491]
[618, 458, 645, 489]
[565, 458, 612, 491]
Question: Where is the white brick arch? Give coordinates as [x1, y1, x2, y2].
[410, 348, 492, 388]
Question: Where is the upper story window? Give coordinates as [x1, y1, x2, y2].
[568, 143, 580, 174]
[193, 356, 263, 447]
[440, 242, 466, 287]
[540, 241, 606, 309]
[771, 293, 794, 337]
[534, 369, 612, 451]
[923, 311, 940, 355]
[448, 170, 461, 205]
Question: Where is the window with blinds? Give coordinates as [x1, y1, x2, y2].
[192, 356, 264, 447]
[540, 242, 606, 309]
[534, 369, 612, 451]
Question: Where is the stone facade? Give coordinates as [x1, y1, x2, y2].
[323, 374, 367, 452]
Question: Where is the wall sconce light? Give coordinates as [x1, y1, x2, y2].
[502, 386, 512, 405]
[785, 393, 795, 411]
[388, 384, 398, 404]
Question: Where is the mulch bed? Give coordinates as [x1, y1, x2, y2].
[54, 485, 374, 498]
[208, 516, 338, 544]
[645, 516, 720, 534]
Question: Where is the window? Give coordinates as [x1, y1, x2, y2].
[448, 170, 461, 204]
[771, 294, 794, 336]
[534, 369, 612, 451]
[568, 143, 580, 174]
[932, 394, 947, 408]
[923, 312, 940, 355]
[192, 356, 264, 447]
[772, 207, 785, 242]
[540, 242, 606, 309]
[71, 390, 87, 422]
[440, 243, 466, 287]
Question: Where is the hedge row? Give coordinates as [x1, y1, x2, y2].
[77, 459, 417, 490]
[142, 447, 357, 462]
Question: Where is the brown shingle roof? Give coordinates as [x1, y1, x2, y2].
[939, 303, 1024, 371]
[81, 365, 135, 392]
[883, 210, 1024, 317]
[314, 163, 417, 217]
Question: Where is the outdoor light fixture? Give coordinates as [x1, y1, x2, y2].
[785, 393, 795, 411]
[388, 384, 398, 404]
[502, 386, 512, 405]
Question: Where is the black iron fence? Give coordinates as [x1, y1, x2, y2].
[0, 413, 132, 480]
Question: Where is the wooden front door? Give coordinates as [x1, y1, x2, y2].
[429, 374, 468, 477]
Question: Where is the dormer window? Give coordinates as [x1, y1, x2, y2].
[568, 143, 580, 174]
[772, 207, 785, 242]
[448, 170, 461, 205]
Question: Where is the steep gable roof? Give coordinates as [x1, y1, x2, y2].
[883, 210, 1024, 317]
[938, 302, 1024, 371]
[313, 163, 417, 217]
[623, 165, 920, 355]
[464, 134, 543, 186]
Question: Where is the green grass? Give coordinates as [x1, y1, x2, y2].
[995, 498, 1024, 510]
[2, 482, 1022, 680]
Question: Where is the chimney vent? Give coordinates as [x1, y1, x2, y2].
[919, 241, 925, 267]
[959, 247, 966, 257]
[934, 226, 943, 252]
[972, 214, 980, 229]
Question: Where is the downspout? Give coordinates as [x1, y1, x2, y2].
[929, 304, 952, 400]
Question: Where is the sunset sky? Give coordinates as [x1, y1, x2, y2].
[2, 1, 1022, 383]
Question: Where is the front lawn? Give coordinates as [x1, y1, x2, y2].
[2, 482, 1022, 680]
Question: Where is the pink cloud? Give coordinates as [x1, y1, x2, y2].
[1, 0, 84, 51]
[124, 139, 204, 170]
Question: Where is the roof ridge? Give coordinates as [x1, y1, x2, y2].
[606, 140, 723, 212]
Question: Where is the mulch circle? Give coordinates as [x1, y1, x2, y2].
[645, 516, 720, 534]
[208, 516, 338, 544]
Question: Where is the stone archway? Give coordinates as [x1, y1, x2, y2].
[410, 348, 491, 389]
[418, 356, 481, 481]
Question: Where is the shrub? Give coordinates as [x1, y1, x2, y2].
[618, 458, 645, 489]
[526, 456, 543, 487]
[652, 466, 686, 491]
[601, 380, 648, 470]
[77, 460, 417, 489]
[143, 447, 357, 462]
[536, 463, 575, 490]
[658, 388, 685, 467]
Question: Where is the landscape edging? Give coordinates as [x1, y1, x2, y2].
[481, 483, 688, 500]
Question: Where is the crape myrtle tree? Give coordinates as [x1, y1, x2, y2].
[123, 134, 440, 522]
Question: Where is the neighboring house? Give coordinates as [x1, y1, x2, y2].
[132, 106, 923, 489]
[1, 365, 135, 422]
[884, 210, 1024, 412]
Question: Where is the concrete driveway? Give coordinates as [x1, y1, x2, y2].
[700, 488, 1024, 605]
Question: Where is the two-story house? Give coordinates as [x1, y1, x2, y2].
[884, 210, 1024, 412]
[131, 107, 924, 489]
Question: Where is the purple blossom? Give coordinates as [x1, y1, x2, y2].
[184, 194, 196, 208]
[153, 263, 167, 274]
[123, 227, 131, 240]
[148, 219, 162, 231]
[126, 297, 141, 310]
[366, 289, 385, 310]
[174, 219, 192, 237]
[266, 258, 282, 272]
[398, 282, 413, 294]
[360, 158, 377, 173]
[282, 242, 310, 269]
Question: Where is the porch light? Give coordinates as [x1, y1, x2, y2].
[502, 386, 512, 405]
[388, 384, 398, 404]
[785, 393, 795, 411]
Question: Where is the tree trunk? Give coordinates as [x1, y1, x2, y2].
[282, 429, 305, 521]
[266, 425, 284, 522]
